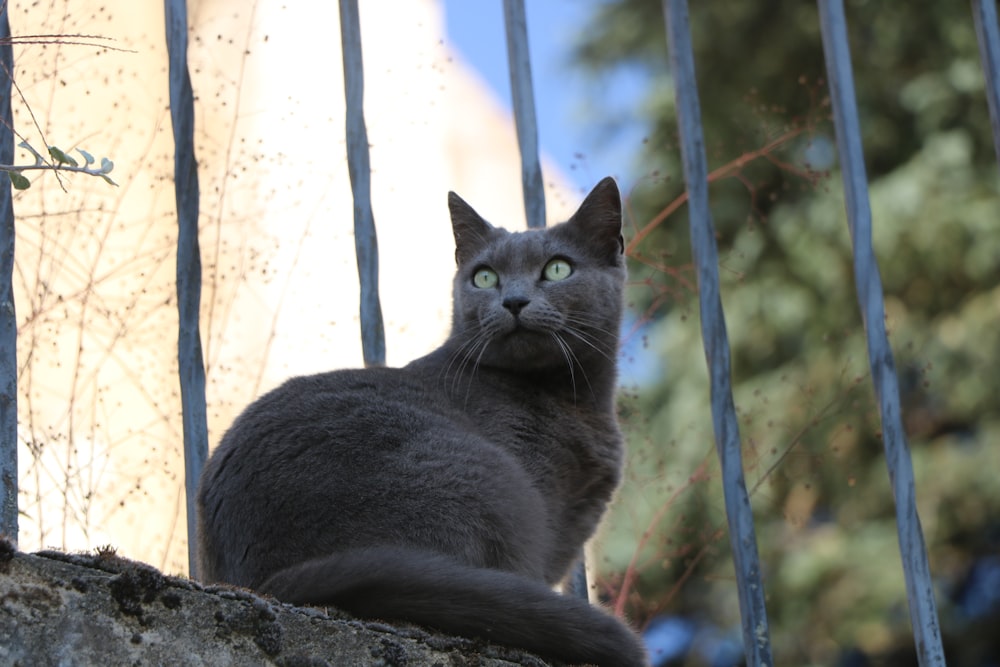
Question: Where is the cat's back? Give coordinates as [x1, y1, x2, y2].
[197, 365, 548, 588]
[201, 365, 478, 501]
[217, 366, 454, 454]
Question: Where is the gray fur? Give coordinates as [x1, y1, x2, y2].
[196, 177, 648, 667]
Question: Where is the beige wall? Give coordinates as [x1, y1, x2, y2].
[10, 0, 576, 574]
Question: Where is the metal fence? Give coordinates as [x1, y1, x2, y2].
[5, 0, 1000, 664]
[0, 3, 15, 547]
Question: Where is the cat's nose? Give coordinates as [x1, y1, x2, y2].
[503, 296, 530, 316]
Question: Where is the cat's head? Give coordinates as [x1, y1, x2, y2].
[446, 177, 626, 376]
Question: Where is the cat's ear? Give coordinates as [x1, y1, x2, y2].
[567, 177, 624, 261]
[449, 191, 497, 266]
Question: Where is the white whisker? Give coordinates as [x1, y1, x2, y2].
[549, 332, 578, 403]
[560, 322, 615, 362]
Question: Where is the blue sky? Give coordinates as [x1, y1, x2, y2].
[442, 0, 650, 194]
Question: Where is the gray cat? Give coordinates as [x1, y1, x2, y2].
[196, 177, 648, 667]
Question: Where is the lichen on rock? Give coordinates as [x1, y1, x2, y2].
[0, 541, 548, 666]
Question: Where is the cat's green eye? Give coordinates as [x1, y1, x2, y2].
[473, 267, 499, 289]
[543, 258, 573, 282]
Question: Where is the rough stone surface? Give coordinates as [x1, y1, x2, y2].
[0, 541, 551, 667]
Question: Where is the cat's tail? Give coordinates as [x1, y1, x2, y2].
[258, 546, 648, 667]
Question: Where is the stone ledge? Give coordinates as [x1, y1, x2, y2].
[0, 541, 550, 666]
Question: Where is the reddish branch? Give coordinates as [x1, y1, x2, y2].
[625, 126, 807, 256]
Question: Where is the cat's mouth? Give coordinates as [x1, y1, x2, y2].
[491, 324, 559, 362]
[502, 319, 549, 337]
[510, 327, 542, 342]
[474, 311, 565, 368]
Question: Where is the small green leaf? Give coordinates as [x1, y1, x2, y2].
[100, 157, 114, 174]
[100, 174, 119, 187]
[48, 145, 78, 167]
[77, 148, 95, 165]
[18, 141, 44, 166]
[8, 171, 31, 190]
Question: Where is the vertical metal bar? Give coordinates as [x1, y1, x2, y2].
[817, 2, 945, 665]
[165, 0, 208, 578]
[0, 4, 18, 544]
[339, 0, 386, 367]
[565, 558, 589, 600]
[662, 2, 773, 664]
[503, 0, 589, 599]
[503, 0, 590, 601]
[502, 0, 546, 229]
[972, 0, 1000, 166]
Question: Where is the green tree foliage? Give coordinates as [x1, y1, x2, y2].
[574, 2, 1000, 664]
